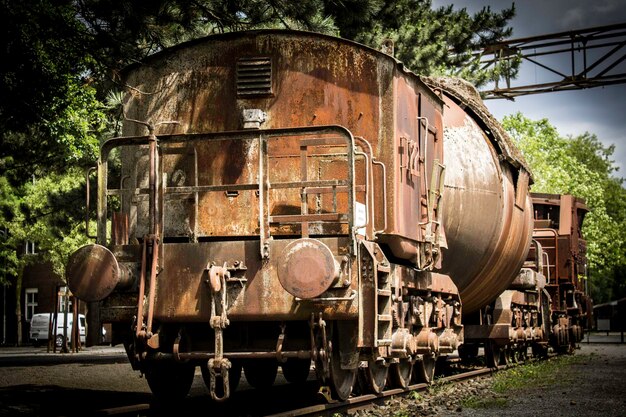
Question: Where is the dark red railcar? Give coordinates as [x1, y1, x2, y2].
[530, 193, 592, 350]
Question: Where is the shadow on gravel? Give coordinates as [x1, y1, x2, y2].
[0, 381, 326, 416]
[148, 382, 323, 417]
[0, 385, 153, 416]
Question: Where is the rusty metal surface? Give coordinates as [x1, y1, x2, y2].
[438, 93, 533, 314]
[463, 324, 510, 341]
[377, 76, 444, 261]
[277, 238, 339, 299]
[120, 32, 383, 243]
[531, 193, 591, 331]
[531, 193, 589, 284]
[67, 244, 121, 302]
[120, 31, 443, 264]
[423, 76, 531, 174]
[150, 238, 357, 321]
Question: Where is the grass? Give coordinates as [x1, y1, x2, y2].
[492, 353, 585, 392]
[353, 352, 592, 415]
[461, 353, 588, 409]
[407, 391, 423, 401]
[462, 395, 508, 409]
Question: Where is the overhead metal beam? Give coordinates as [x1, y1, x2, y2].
[466, 23, 626, 99]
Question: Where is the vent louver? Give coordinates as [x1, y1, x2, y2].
[236, 57, 272, 96]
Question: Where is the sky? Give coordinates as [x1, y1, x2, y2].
[432, 0, 626, 176]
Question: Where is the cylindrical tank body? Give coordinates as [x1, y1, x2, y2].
[435, 85, 534, 314]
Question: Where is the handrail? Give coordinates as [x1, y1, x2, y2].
[372, 159, 388, 234]
[354, 149, 371, 239]
[97, 125, 358, 252]
[354, 137, 377, 240]
[534, 228, 559, 282]
[258, 134, 268, 258]
[542, 251, 552, 284]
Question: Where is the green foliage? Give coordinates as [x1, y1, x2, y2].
[1, 0, 516, 155]
[0, 169, 95, 285]
[1, 77, 107, 180]
[461, 395, 507, 409]
[462, 355, 584, 409]
[0, 74, 107, 289]
[503, 113, 626, 303]
[343, 0, 516, 86]
[408, 391, 423, 401]
[1, 1, 100, 175]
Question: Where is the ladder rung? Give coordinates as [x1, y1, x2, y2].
[377, 289, 392, 297]
[377, 264, 390, 273]
[377, 339, 392, 346]
[377, 314, 392, 322]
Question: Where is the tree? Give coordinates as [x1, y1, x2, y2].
[1, 0, 520, 250]
[1, 0, 518, 343]
[1, 0, 516, 171]
[338, 0, 517, 86]
[502, 113, 626, 304]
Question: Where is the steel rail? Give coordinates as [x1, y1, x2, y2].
[264, 366, 497, 417]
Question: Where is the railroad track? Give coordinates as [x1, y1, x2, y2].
[266, 354, 560, 417]
[93, 360, 514, 417]
[265, 366, 498, 417]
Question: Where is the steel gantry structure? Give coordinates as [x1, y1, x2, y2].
[473, 22, 626, 99]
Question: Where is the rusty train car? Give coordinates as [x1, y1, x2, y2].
[453, 191, 592, 366]
[66, 30, 587, 401]
[530, 193, 592, 351]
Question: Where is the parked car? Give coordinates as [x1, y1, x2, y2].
[29, 313, 89, 347]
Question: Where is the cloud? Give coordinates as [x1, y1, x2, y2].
[558, 0, 626, 30]
[593, 0, 622, 14]
[559, 8, 585, 29]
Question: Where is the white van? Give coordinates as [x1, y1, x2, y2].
[29, 313, 86, 347]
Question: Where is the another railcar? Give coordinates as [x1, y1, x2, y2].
[423, 77, 539, 366]
[530, 193, 592, 351]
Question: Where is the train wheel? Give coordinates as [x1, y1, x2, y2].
[458, 344, 479, 363]
[532, 343, 548, 358]
[144, 361, 195, 402]
[282, 358, 311, 384]
[484, 341, 502, 368]
[200, 359, 242, 397]
[327, 340, 357, 401]
[506, 346, 516, 364]
[359, 357, 388, 394]
[414, 353, 437, 384]
[314, 321, 357, 401]
[518, 346, 528, 362]
[243, 359, 278, 389]
[389, 358, 413, 389]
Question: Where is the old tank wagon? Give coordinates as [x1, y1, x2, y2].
[66, 30, 548, 402]
[474, 192, 592, 364]
[422, 77, 536, 366]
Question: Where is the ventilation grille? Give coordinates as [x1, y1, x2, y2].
[236, 57, 272, 96]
